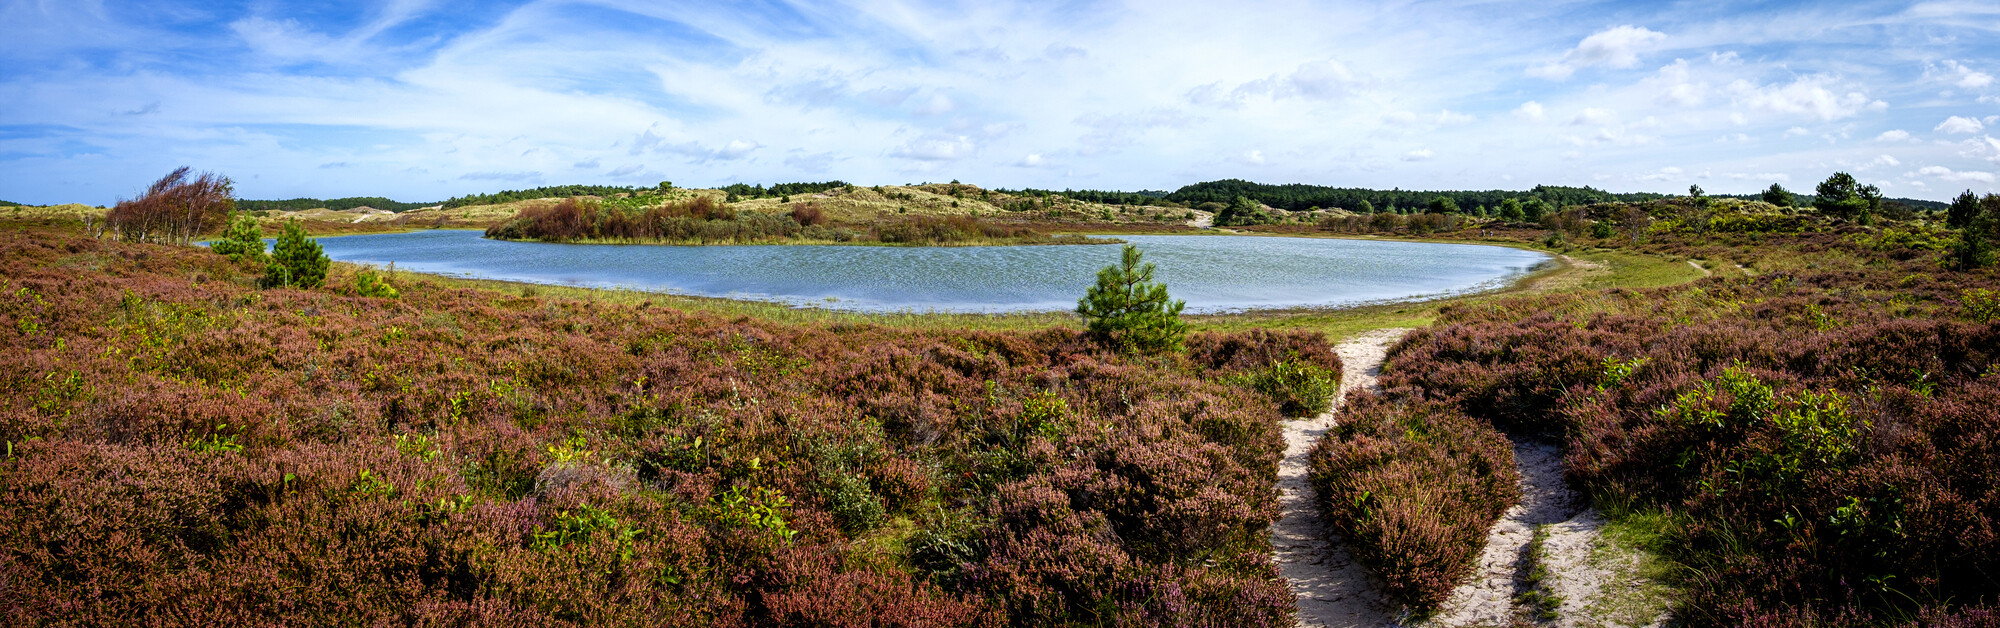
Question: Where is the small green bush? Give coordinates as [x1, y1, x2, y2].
[1231, 356, 1341, 417]
[1960, 288, 2000, 323]
[355, 268, 399, 298]
[264, 220, 328, 288]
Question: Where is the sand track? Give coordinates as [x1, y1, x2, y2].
[1276, 329, 1664, 627]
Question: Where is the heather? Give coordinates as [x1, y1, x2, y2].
[0, 224, 1326, 626]
[1305, 393, 1518, 610]
[1363, 205, 2000, 623]
[483, 196, 1103, 246]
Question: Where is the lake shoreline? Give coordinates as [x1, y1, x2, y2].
[321, 230, 1554, 315]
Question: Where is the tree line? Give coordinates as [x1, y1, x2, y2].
[236, 197, 437, 212]
[718, 181, 851, 200]
[442, 184, 659, 209]
[1166, 179, 1667, 213]
[989, 187, 1175, 207]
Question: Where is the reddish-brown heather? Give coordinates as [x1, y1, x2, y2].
[1365, 215, 2000, 624]
[0, 223, 1325, 626]
[1306, 392, 1520, 610]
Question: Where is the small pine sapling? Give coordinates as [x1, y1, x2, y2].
[1077, 245, 1187, 354]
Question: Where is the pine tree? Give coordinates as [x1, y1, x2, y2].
[209, 213, 267, 263]
[1077, 245, 1187, 354]
[1948, 190, 1980, 229]
[265, 220, 329, 288]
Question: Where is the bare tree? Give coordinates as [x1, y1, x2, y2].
[107, 167, 235, 245]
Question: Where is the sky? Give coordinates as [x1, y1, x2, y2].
[4, 0, 2000, 205]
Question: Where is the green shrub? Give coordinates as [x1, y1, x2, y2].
[1230, 356, 1341, 417]
[354, 268, 398, 298]
[208, 213, 266, 263]
[1961, 288, 2000, 323]
[1077, 245, 1186, 354]
[263, 220, 328, 288]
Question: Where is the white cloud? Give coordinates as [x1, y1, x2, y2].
[605, 164, 646, 177]
[1649, 59, 1707, 106]
[1728, 75, 1883, 122]
[1529, 25, 1667, 80]
[1875, 129, 1912, 142]
[1514, 101, 1546, 122]
[1934, 60, 1995, 90]
[1402, 148, 1434, 161]
[1937, 116, 1986, 134]
[1785, 127, 1811, 137]
[1015, 153, 1045, 168]
[1916, 165, 1996, 182]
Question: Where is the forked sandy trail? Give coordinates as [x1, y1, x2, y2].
[1276, 328, 1650, 627]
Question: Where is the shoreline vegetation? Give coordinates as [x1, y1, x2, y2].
[483, 194, 1116, 247]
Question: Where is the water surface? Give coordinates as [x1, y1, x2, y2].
[317, 230, 1551, 313]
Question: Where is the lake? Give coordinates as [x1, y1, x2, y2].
[316, 230, 1553, 313]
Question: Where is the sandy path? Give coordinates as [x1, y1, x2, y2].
[1273, 328, 1412, 627]
[1687, 260, 1711, 277]
[1276, 327, 1665, 627]
[1427, 441, 1583, 626]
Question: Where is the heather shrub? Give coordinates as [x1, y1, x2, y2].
[1307, 392, 1519, 611]
[1378, 224, 2000, 623]
[0, 224, 1296, 626]
[1189, 329, 1342, 416]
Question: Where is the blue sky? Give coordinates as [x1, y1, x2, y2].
[4, 0, 1999, 205]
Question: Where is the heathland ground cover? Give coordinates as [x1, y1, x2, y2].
[6, 170, 2000, 625]
[0, 221, 1345, 626]
[1304, 188, 2000, 624]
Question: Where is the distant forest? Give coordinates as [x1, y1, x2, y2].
[236, 197, 438, 212]
[719, 180, 850, 199]
[441, 185, 654, 209]
[991, 187, 1175, 206]
[1165, 179, 1668, 212]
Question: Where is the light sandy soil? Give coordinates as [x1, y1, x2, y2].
[1427, 441, 1580, 626]
[1538, 511, 1673, 628]
[1687, 260, 1711, 277]
[1273, 328, 1412, 627]
[1277, 326, 1670, 627]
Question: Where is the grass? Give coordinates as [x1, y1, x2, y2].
[1515, 525, 1563, 622]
